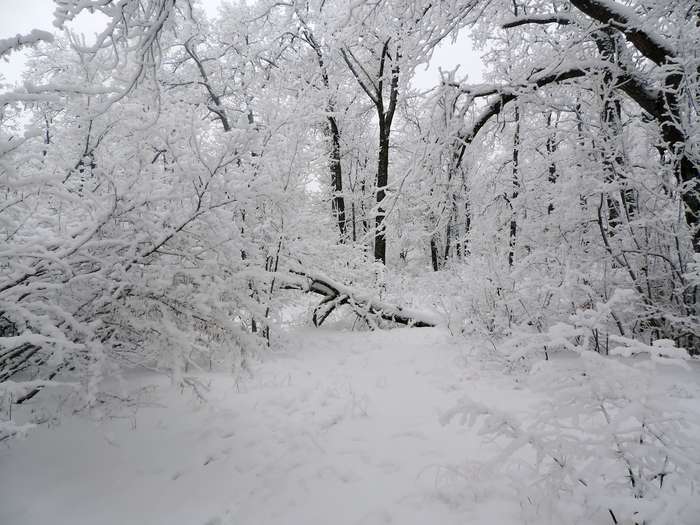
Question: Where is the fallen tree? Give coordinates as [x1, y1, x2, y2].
[283, 268, 440, 328]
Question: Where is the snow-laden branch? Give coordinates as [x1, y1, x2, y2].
[570, 0, 676, 65]
[0, 30, 54, 59]
[454, 64, 596, 143]
[340, 47, 381, 107]
[283, 268, 441, 328]
[502, 14, 573, 29]
[23, 81, 117, 96]
[451, 60, 663, 148]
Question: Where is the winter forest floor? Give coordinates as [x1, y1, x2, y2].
[1, 327, 699, 525]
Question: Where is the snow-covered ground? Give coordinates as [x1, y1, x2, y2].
[1, 327, 699, 524]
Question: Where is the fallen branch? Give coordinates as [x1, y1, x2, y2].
[284, 268, 440, 328]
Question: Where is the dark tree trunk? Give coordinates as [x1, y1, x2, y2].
[430, 236, 440, 272]
[328, 116, 347, 240]
[546, 111, 558, 215]
[375, 122, 390, 263]
[464, 197, 471, 255]
[595, 29, 635, 230]
[299, 23, 348, 242]
[341, 40, 399, 265]
[509, 105, 520, 267]
[444, 214, 452, 263]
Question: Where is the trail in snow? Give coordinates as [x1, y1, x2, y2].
[0, 328, 529, 525]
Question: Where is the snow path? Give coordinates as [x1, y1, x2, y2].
[1, 328, 525, 525]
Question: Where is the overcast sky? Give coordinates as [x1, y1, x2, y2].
[0, 0, 483, 90]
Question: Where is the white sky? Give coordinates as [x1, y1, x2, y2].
[0, 0, 483, 89]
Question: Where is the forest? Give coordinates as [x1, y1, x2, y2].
[1, 1, 699, 524]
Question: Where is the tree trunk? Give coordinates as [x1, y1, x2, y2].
[328, 115, 347, 240]
[299, 24, 348, 242]
[375, 122, 389, 264]
[340, 41, 399, 265]
[430, 235, 440, 271]
[546, 111, 558, 215]
[659, 75, 700, 251]
[509, 105, 520, 267]
[595, 29, 635, 230]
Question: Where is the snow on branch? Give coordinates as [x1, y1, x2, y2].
[502, 14, 573, 29]
[453, 63, 598, 143]
[450, 59, 662, 149]
[23, 80, 118, 96]
[441, 354, 700, 523]
[570, 0, 676, 65]
[283, 268, 441, 328]
[0, 30, 54, 60]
